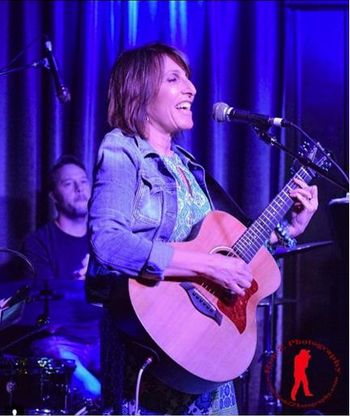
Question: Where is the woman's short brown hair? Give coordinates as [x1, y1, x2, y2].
[107, 43, 190, 138]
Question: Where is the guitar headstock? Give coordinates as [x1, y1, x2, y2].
[290, 141, 332, 177]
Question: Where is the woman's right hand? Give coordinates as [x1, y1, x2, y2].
[204, 253, 253, 296]
[165, 248, 253, 296]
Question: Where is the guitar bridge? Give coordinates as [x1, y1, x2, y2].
[180, 282, 223, 326]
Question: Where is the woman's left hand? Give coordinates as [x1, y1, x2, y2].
[288, 178, 319, 237]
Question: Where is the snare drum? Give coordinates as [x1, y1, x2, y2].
[0, 356, 76, 414]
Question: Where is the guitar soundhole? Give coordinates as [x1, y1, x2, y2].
[210, 246, 235, 257]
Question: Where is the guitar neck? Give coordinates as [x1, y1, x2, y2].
[233, 166, 314, 263]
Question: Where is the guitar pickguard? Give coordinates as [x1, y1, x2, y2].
[210, 245, 259, 333]
[217, 279, 258, 333]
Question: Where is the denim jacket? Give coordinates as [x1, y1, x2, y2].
[86, 129, 214, 302]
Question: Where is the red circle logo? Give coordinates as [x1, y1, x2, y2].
[264, 338, 341, 408]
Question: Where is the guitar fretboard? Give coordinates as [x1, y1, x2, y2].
[232, 166, 314, 263]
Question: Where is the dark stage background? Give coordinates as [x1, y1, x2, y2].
[0, 1, 348, 415]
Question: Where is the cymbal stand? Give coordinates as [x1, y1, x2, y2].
[258, 293, 282, 415]
[35, 280, 52, 327]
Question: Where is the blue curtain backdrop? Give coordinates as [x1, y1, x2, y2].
[0, 0, 347, 246]
[0, 1, 348, 414]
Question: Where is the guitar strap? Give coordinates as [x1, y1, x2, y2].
[205, 173, 252, 227]
[86, 173, 252, 305]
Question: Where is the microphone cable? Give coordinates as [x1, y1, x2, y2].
[134, 356, 154, 415]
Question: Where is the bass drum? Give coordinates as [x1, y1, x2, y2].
[0, 355, 76, 415]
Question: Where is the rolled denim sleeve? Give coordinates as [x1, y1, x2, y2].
[89, 132, 173, 280]
[141, 240, 174, 280]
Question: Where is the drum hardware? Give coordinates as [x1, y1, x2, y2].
[233, 369, 250, 415]
[0, 281, 75, 414]
[0, 247, 35, 278]
[257, 294, 283, 415]
[29, 280, 64, 327]
[1, 253, 94, 414]
[31, 288, 64, 303]
[0, 356, 76, 414]
[5, 378, 16, 411]
[0, 249, 48, 353]
[73, 398, 101, 416]
[0, 285, 47, 356]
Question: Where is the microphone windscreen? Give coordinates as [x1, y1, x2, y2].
[212, 102, 230, 122]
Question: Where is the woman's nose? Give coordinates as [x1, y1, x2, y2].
[183, 78, 196, 97]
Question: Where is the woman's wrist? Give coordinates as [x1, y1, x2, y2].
[275, 221, 297, 248]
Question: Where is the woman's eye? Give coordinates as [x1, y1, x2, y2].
[167, 77, 177, 82]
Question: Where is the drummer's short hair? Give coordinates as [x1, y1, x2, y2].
[48, 155, 87, 192]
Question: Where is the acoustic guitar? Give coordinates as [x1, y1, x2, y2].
[127, 144, 329, 394]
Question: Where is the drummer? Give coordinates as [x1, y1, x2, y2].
[22, 155, 101, 402]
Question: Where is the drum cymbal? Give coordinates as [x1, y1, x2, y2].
[273, 240, 333, 259]
[29, 279, 88, 303]
[30, 288, 64, 302]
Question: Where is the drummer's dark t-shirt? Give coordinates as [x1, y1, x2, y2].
[22, 221, 101, 342]
[22, 221, 88, 282]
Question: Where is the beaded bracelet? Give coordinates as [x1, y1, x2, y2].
[264, 221, 297, 254]
[275, 220, 297, 248]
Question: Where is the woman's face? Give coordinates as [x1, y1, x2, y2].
[147, 55, 196, 137]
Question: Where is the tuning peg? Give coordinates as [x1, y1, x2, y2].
[298, 141, 312, 157]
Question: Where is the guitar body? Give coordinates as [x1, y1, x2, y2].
[128, 210, 281, 393]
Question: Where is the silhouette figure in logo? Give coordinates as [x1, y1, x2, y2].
[291, 349, 314, 401]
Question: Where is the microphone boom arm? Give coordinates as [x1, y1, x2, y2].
[252, 125, 348, 192]
[0, 58, 48, 76]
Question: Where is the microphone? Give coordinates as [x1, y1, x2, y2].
[212, 102, 291, 127]
[44, 39, 71, 103]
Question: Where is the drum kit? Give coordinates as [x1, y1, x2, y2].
[0, 285, 79, 415]
[0, 250, 99, 415]
[0, 356, 76, 414]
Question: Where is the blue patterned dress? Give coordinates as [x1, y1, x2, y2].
[120, 153, 238, 415]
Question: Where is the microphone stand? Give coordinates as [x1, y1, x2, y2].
[258, 293, 281, 415]
[0, 58, 49, 76]
[251, 125, 348, 192]
[251, 124, 346, 415]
